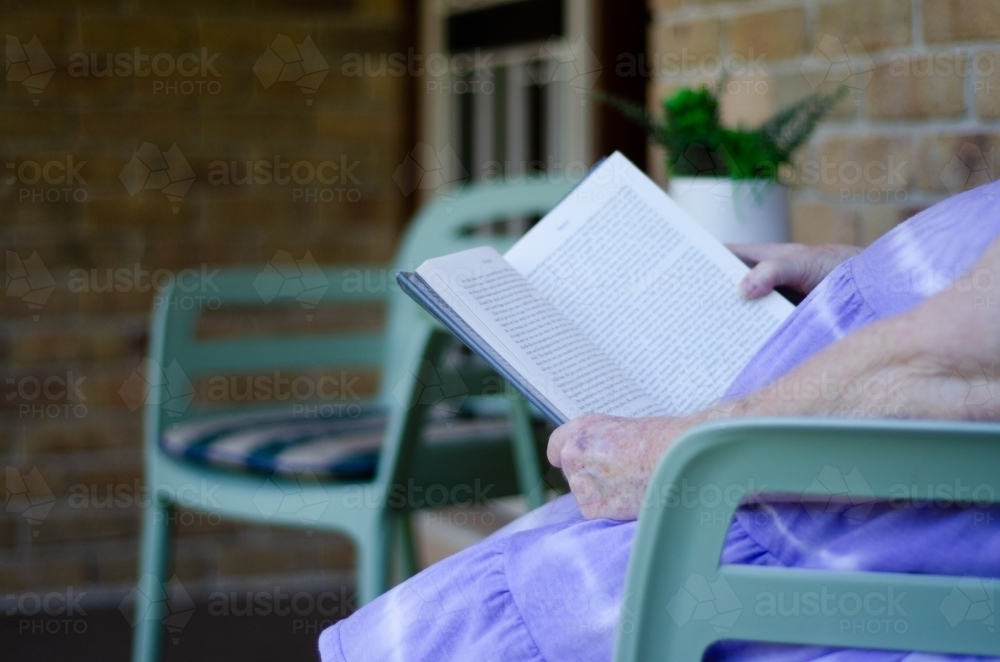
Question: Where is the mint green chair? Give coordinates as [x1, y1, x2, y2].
[133, 178, 575, 662]
[617, 418, 1000, 661]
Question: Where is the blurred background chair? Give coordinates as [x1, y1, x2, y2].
[133, 177, 575, 662]
[617, 418, 1000, 661]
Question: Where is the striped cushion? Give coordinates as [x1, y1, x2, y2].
[160, 406, 512, 479]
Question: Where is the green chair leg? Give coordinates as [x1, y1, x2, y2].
[395, 512, 419, 580]
[509, 393, 546, 510]
[356, 517, 392, 606]
[132, 495, 172, 662]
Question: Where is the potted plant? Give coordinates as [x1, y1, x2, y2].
[600, 83, 844, 243]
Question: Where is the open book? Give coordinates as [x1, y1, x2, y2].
[398, 152, 794, 425]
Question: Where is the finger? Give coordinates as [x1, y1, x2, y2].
[566, 469, 603, 517]
[727, 243, 799, 267]
[740, 258, 805, 299]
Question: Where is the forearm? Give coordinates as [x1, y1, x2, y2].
[721, 236, 1000, 422]
[573, 309, 923, 482]
[725, 313, 919, 418]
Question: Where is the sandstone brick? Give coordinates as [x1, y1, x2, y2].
[718, 73, 778, 127]
[78, 109, 203, 139]
[365, 69, 408, 106]
[973, 51, 1000, 119]
[314, 110, 404, 143]
[202, 113, 319, 142]
[867, 54, 968, 119]
[10, 218, 94, 247]
[812, 135, 913, 197]
[0, 556, 89, 591]
[1, 369, 95, 417]
[727, 8, 806, 62]
[175, 510, 249, 537]
[0, 288, 76, 324]
[94, 553, 138, 585]
[22, 417, 141, 454]
[924, 0, 1000, 43]
[790, 201, 859, 245]
[355, 0, 402, 20]
[650, 19, 721, 62]
[319, 534, 356, 571]
[4, 457, 141, 499]
[196, 18, 319, 67]
[184, 237, 266, 267]
[11, 324, 142, 365]
[84, 369, 155, 410]
[184, 70, 256, 114]
[0, 200, 84, 229]
[77, 287, 157, 315]
[0, 109, 78, 139]
[857, 205, 915, 245]
[916, 133, 1000, 194]
[197, 197, 301, 229]
[83, 197, 200, 227]
[248, 67, 366, 111]
[29, 507, 139, 546]
[816, 0, 911, 53]
[769, 72, 859, 122]
[218, 542, 315, 577]
[73, 16, 198, 53]
[1, 13, 77, 61]
[171, 548, 211, 583]
[60, 66, 139, 108]
[195, 305, 382, 341]
[0, 150, 126, 200]
[315, 22, 404, 55]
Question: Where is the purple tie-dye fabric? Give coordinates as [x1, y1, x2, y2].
[319, 181, 1000, 662]
[725, 180, 1000, 400]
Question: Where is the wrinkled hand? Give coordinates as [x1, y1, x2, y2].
[729, 243, 861, 299]
[547, 414, 689, 521]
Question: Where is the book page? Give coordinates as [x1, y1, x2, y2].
[417, 247, 662, 420]
[505, 152, 794, 415]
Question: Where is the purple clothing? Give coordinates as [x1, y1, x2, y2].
[319, 182, 1000, 662]
[726, 180, 1000, 400]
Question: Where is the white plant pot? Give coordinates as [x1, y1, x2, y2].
[667, 177, 790, 245]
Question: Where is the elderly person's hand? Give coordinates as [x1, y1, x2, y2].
[546, 413, 696, 520]
[729, 243, 860, 299]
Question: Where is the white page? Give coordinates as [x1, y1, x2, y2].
[417, 246, 662, 420]
[505, 152, 794, 415]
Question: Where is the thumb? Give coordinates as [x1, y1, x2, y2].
[547, 427, 567, 468]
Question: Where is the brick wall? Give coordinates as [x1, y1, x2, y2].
[1, 0, 409, 600]
[8, 0, 999, 617]
[647, 0, 1000, 245]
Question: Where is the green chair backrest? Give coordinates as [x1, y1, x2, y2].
[380, 178, 576, 402]
[149, 266, 389, 425]
[616, 418, 1000, 661]
[146, 178, 575, 436]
